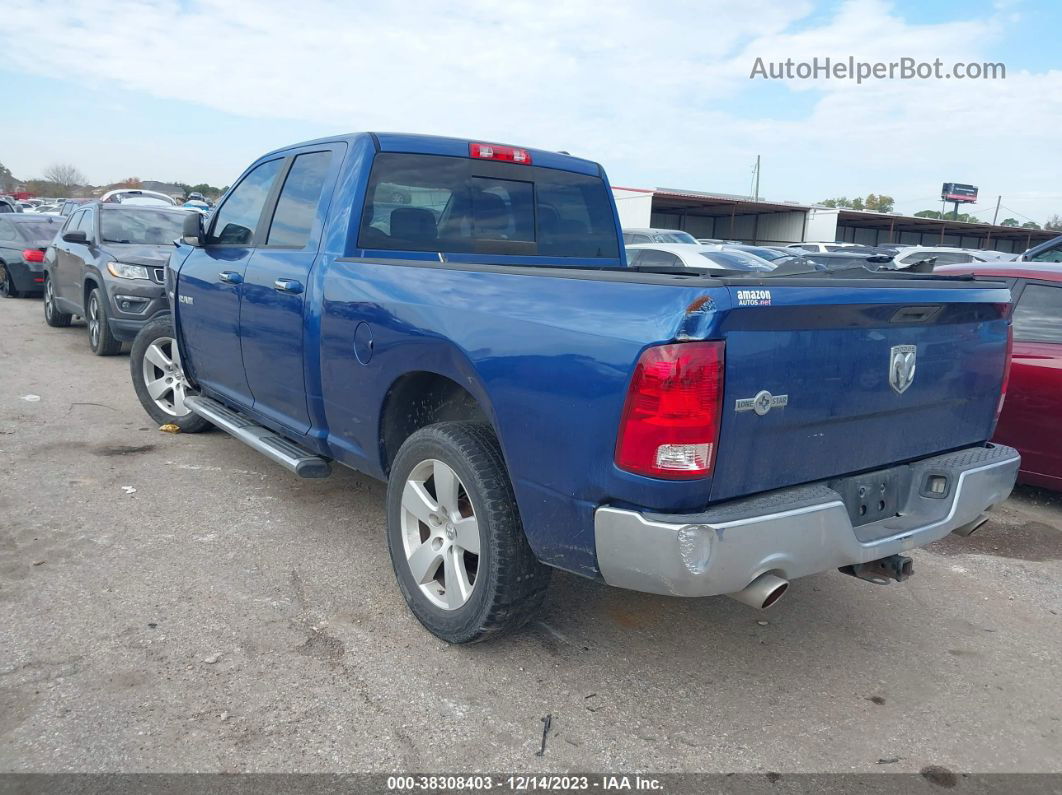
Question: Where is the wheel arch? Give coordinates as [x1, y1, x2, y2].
[378, 369, 499, 477]
[83, 271, 103, 308]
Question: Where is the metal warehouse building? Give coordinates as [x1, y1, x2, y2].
[613, 186, 1057, 254]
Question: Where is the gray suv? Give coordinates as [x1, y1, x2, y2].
[42, 202, 188, 355]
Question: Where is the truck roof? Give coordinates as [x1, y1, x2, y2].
[259, 132, 604, 177]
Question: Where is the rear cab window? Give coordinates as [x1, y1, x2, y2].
[356, 152, 619, 261]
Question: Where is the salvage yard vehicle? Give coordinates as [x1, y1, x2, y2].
[99, 188, 177, 207]
[625, 243, 774, 271]
[128, 132, 1019, 643]
[42, 201, 188, 354]
[622, 227, 698, 244]
[937, 261, 1062, 491]
[0, 214, 63, 297]
[892, 246, 997, 268]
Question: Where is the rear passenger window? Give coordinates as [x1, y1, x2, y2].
[1013, 284, 1062, 343]
[358, 153, 619, 258]
[266, 151, 332, 247]
[208, 158, 283, 245]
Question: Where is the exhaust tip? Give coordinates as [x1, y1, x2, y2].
[728, 573, 789, 610]
[953, 513, 990, 538]
[760, 580, 788, 609]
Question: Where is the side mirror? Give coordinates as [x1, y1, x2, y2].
[62, 230, 88, 244]
[182, 211, 205, 246]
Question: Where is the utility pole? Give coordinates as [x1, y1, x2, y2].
[753, 155, 760, 202]
[992, 195, 1001, 226]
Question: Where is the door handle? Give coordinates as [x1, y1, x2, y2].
[218, 271, 243, 284]
[273, 278, 304, 295]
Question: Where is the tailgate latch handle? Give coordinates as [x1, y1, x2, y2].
[891, 305, 942, 323]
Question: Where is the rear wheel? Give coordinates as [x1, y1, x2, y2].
[0, 264, 19, 298]
[130, 315, 211, 432]
[87, 288, 122, 356]
[43, 276, 72, 327]
[386, 422, 550, 643]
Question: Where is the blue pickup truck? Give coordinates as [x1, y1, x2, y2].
[129, 132, 1019, 643]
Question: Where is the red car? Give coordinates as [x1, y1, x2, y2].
[937, 254, 1062, 490]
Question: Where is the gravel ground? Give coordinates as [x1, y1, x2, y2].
[1, 295, 1060, 775]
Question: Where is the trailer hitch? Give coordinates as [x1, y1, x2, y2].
[839, 554, 914, 585]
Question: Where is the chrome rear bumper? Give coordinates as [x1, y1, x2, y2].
[594, 444, 1019, 597]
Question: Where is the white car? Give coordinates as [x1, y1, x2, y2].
[622, 227, 698, 245]
[785, 242, 863, 253]
[99, 189, 177, 207]
[625, 243, 775, 272]
[891, 246, 1001, 269]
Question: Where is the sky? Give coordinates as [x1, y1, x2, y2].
[1, 0, 1060, 223]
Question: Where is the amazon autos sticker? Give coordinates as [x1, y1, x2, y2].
[736, 289, 772, 306]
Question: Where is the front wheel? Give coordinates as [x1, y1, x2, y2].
[87, 287, 122, 356]
[129, 315, 211, 432]
[43, 276, 72, 326]
[386, 422, 550, 644]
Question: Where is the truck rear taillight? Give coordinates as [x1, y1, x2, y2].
[615, 341, 724, 479]
[996, 323, 1013, 422]
[22, 249, 44, 263]
[469, 142, 531, 164]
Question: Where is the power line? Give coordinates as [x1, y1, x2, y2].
[999, 205, 1042, 225]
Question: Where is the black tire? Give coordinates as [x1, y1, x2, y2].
[43, 275, 72, 327]
[386, 422, 550, 644]
[129, 315, 212, 432]
[87, 287, 122, 356]
[0, 264, 19, 298]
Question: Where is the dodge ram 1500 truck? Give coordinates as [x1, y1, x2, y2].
[129, 132, 1019, 643]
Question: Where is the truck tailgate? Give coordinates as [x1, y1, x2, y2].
[710, 282, 1011, 501]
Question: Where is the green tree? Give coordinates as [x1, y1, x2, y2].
[1044, 214, 1062, 231]
[821, 194, 892, 212]
[1021, 220, 1041, 229]
[1000, 218, 1019, 227]
[915, 210, 942, 219]
[864, 194, 895, 212]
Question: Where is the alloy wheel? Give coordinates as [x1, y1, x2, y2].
[400, 458, 480, 610]
[141, 336, 192, 417]
[88, 293, 100, 348]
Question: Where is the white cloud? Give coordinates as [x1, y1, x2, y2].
[3, 0, 1061, 221]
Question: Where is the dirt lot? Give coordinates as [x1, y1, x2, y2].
[1, 295, 1061, 774]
